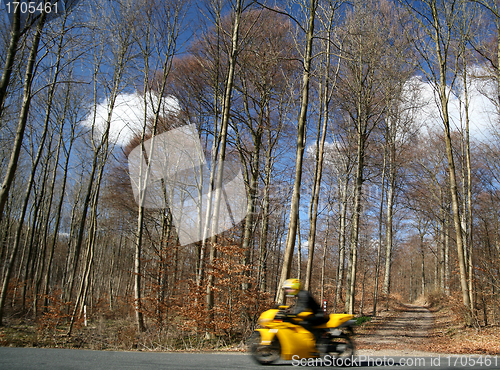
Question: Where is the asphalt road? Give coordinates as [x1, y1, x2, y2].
[0, 347, 499, 369]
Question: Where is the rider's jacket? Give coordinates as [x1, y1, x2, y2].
[291, 290, 323, 316]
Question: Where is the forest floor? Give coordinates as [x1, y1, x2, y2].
[355, 298, 500, 355]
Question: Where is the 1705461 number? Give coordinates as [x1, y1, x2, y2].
[5, 1, 58, 14]
[446, 355, 498, 367]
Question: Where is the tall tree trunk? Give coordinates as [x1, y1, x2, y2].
[21, 200, 41, 309]
[34, 133, 61, 316]
[410, 256, 414, 301]
[373, 148, 386, 315]
[344, 131, 365, 314]
[305, 10, 340, 291]
[40, 126, 65, 310]
[320, 215, 330, 303]
[420, 235, 426, 296]
[258, 130, 273, 292]
[360, 270, 367, 315]
[276, 0, 316, 304]
[382, 150, 395, 297]
[334, 170, 349, 312]
[196, 125, 218, 287]
[134, 198, 146, 332]
[305, 80, 329, 291]
[197, 1, 224, 291]
[430, 0, 470, 310]
[444, 209, 450, 295]
[241, 126, 262, 290]
[35, 15, 70, 311]
[297, 225, 302, 280]
[461, 58, 474, 311]
[439, 193, 446, 293]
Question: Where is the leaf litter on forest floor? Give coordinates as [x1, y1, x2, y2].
[355, 300, 500, 355]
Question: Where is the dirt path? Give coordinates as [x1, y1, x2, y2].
[357, 304, 436, 355]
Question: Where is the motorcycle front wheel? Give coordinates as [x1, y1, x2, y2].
[248, 331, 281, 365]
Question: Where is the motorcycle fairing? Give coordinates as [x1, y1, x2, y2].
[316, 313, 355, 329]
[257, 309, 280, 323]
[255, 327, 317, 360]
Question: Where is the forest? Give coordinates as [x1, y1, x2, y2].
[0, 0, 499, 349]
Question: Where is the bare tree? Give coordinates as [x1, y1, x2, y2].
[304, 0, 342, 292]
[276, 0, 318, 304]
[231, 9, 295, 290]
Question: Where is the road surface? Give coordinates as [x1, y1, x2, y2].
[0, 347, 498, 369]
[357, 304, 436, 352]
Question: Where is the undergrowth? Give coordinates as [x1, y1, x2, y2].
[0, 316, 248, 351]
[424, 291, 500, 354]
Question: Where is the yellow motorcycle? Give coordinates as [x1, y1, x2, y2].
[248, 306, 355, 365]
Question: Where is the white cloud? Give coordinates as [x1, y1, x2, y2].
[82, 92, 180, 147]
[411, 70, 498, 143]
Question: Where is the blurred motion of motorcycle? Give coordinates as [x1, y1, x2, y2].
[248, 306, 356, 365]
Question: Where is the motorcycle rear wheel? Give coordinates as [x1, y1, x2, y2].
[248, 331, 281, 365]
[322, 333, 354, 359]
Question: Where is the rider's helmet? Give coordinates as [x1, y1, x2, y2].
[283, 278, 301, 297]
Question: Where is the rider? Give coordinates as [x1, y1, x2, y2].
[282, 278, 328, 343]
